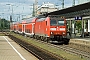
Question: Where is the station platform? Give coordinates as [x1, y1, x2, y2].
[70, 38, 90, 46]
[0, 36, 38, 60]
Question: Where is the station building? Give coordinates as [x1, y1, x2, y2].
[37, 2, 58, 15]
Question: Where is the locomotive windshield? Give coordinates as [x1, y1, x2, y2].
[50, 19, 64, 26]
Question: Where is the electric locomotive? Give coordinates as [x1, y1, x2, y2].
[34, 15, 70, 44]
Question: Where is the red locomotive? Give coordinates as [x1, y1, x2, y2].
[11, 15, 70, 44]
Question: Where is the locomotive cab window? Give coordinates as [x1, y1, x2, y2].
[50, 19, 64, 26]
[58, 20, 64, 26]
[50, 19, 57, 26]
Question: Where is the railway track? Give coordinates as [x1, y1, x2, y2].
[8, 35, 65, 60]
[34, 39, 90, 59]
[4, 32, 90, 60]
[52, 44, 90, 59]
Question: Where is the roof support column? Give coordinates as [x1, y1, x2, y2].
[69, 20, 72, 38]
[81, 18, 84, 38]
[71, 20, 76, 38]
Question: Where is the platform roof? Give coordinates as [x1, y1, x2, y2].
[47, 2, 90, 18]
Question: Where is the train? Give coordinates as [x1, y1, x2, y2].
[10, 15, 70, 44]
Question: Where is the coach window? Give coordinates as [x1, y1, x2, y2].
[29, 29, 30, 33]
[23, 25, 24, 29]
[25, 29, 26, 32]
[28, 29, 29, 33]
[26, 29, 27, 33]
[46, 21, 47, 26]
[19, 29, 20, 31]
[27, 29, 28, 33]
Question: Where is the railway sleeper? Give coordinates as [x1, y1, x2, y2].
[8, 34, 65, 60]
[69, 43, 90, 53]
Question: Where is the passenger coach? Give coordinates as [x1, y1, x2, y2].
[11, 15, 70, 44]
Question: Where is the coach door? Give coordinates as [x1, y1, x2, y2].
[32, 23, 35, 34]
[22, 24, 25, 33]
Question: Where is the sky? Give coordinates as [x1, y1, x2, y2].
[0, 0, 80, 21]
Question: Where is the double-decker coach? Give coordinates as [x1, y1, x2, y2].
[24, 17, 37, 37]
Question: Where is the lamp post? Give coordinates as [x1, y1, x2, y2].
[62, 0, 64, 8]
[58, 0, 64, 9]
[2, 13, 4, 30]
[29, 5, 33, 16]
[2, 13, 4, 18]
[16, 14, 20, 21]
[34, 0, 38, 16]
[6, 4, 14, 32]
[0, 15, 1, 30]
[72, 0, 75, 6]
[6, 4, 14, 22]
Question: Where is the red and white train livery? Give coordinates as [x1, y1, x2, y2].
[11, 15, 70, 44]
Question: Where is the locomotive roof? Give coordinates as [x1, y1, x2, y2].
[48, 15, 64, 18]
[36, 15, 65, 22]
[48, 15, 65, 20]
[36, 18, 46, 22]
[36, 14, 46, 18]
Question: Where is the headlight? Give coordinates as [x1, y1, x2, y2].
[60, 28, 65, 31]
[63, 32, 65, 34]
[51, 32, 53, 34]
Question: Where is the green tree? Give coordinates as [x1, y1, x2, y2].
[0, 18, 10, 31]
[76, 20, 82, 33]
